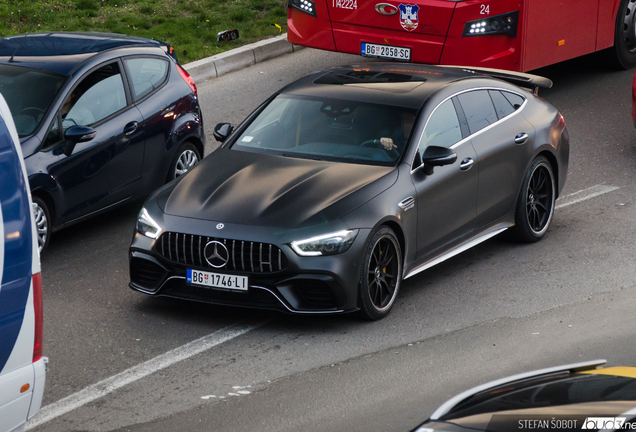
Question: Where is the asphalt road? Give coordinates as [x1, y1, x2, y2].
[31, 48, 636, 432]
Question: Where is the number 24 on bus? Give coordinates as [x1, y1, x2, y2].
[287, 0, 636, 71]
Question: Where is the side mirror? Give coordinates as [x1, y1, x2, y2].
[213, 123, 233, 143]
[62, 126, 96, 156]
[419, 146, 457, 175]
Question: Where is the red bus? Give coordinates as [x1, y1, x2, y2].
[287, 0, 635, 72]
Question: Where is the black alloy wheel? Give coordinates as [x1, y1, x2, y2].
[167, 142, 201, 182]
[611, 0, 636, 69]
[358, 226, 402, 320]
[511, 156, 555, 243]
[32, 196, 51, 254]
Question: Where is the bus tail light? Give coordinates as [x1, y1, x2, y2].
[177, 64, 198, 99]
[463, 11, 519, 37]
[33, 272, 43, 363]
[288, 0, 317, 18]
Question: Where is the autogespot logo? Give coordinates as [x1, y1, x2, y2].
[204, 241, 229, 268]
[582, 417, 628, 429]
[375, 3, 398, 15]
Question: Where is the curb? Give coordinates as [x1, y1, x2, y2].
[183, 33, 303, 82]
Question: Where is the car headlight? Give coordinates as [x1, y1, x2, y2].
[291, 230, 358, 256]
[136, 208, 163, 239]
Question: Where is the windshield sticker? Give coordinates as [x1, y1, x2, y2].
[242, 136, 254, 142]
[399, 4, 419, 32]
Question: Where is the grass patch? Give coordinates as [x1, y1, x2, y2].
[0, 0, 289, 63]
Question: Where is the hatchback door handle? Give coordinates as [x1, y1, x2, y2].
[459, 158, 474, 171]
[514, 132, 529, 144]
[124, 121, 139, 135]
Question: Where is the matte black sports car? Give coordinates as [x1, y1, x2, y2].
[0, 32, 205, 252]
[129, 63, 569, 320]
[413, 360, 636, 432]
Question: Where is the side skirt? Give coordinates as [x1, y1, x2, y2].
[404, 223, 512, 280]
[56, 196, 131, 232]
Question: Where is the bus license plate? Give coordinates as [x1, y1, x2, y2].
[187, 269, 248, 291]
[361, 43, 411, 61]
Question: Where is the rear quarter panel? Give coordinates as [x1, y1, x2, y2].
[134, 63, 204, 196]
[520, 95, 569, 197]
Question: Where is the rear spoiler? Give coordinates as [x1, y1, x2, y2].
[429, 359, 606, 421]
[442, 65, 553, 95]
[159, 42, 179, 64]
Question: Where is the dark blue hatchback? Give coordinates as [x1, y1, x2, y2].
[0, 32, 205, 252]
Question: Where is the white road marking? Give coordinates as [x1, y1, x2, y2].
[26, 322, 264, 430]
[556, 185, 620, 209]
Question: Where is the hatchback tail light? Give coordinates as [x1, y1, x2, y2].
[177, 64, 198, 98]
[33, 272, 43, 363]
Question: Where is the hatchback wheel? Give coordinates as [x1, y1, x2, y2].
[511, 156, 555, 243]
[32, 197, 51, 254]
[168, 142, 200, 181]
[358, 226, 402, 320]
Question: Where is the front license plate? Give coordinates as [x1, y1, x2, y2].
[187, 269, 248, 291]
[361, 42, 411, 61]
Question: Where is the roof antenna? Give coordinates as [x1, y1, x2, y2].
[9, 7, 45, 63]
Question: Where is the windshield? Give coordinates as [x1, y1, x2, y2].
[232, 95, 417, 166]
[0, 64, 66, 137]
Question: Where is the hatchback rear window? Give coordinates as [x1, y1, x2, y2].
[125, 57, 169, 100]
[0, 64, 66, 137]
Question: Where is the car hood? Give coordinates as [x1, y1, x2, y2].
[158, 148, 397, 228]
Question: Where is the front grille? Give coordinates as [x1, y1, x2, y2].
[130, 257, 167, 289]
[157, 232, 288, 273]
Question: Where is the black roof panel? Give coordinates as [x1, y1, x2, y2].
[282, 63, 480, 110]
[0, 32, 168, 75]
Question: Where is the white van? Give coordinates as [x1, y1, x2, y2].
[0, 94, 47, 432]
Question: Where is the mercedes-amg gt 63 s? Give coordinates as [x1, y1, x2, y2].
[129, 63, 569, 320]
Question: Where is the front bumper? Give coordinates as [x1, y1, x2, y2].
[129, 213, 370, 314]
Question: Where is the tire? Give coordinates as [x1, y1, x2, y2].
[610, 0, 636, 69]
[32, 196, 51, 254]
[358, 226, 402, 320]
[510, 156, 556, 243]
[167, 142, 201, 182]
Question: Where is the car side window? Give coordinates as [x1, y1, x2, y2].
[489, 90, 516, 120]
[61, 62, 127, 129]
[417, 99, 463, 153]
[457, 90, 497, 135]
[502, 91, 525, 110]
[124, 57, 169, 101]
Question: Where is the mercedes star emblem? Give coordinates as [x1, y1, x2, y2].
[204, 241, 229, 268]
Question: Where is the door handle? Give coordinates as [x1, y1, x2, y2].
[459, 158, 474, 171]
[514, 132, 529, 144]
[124, 121, 139, 135]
